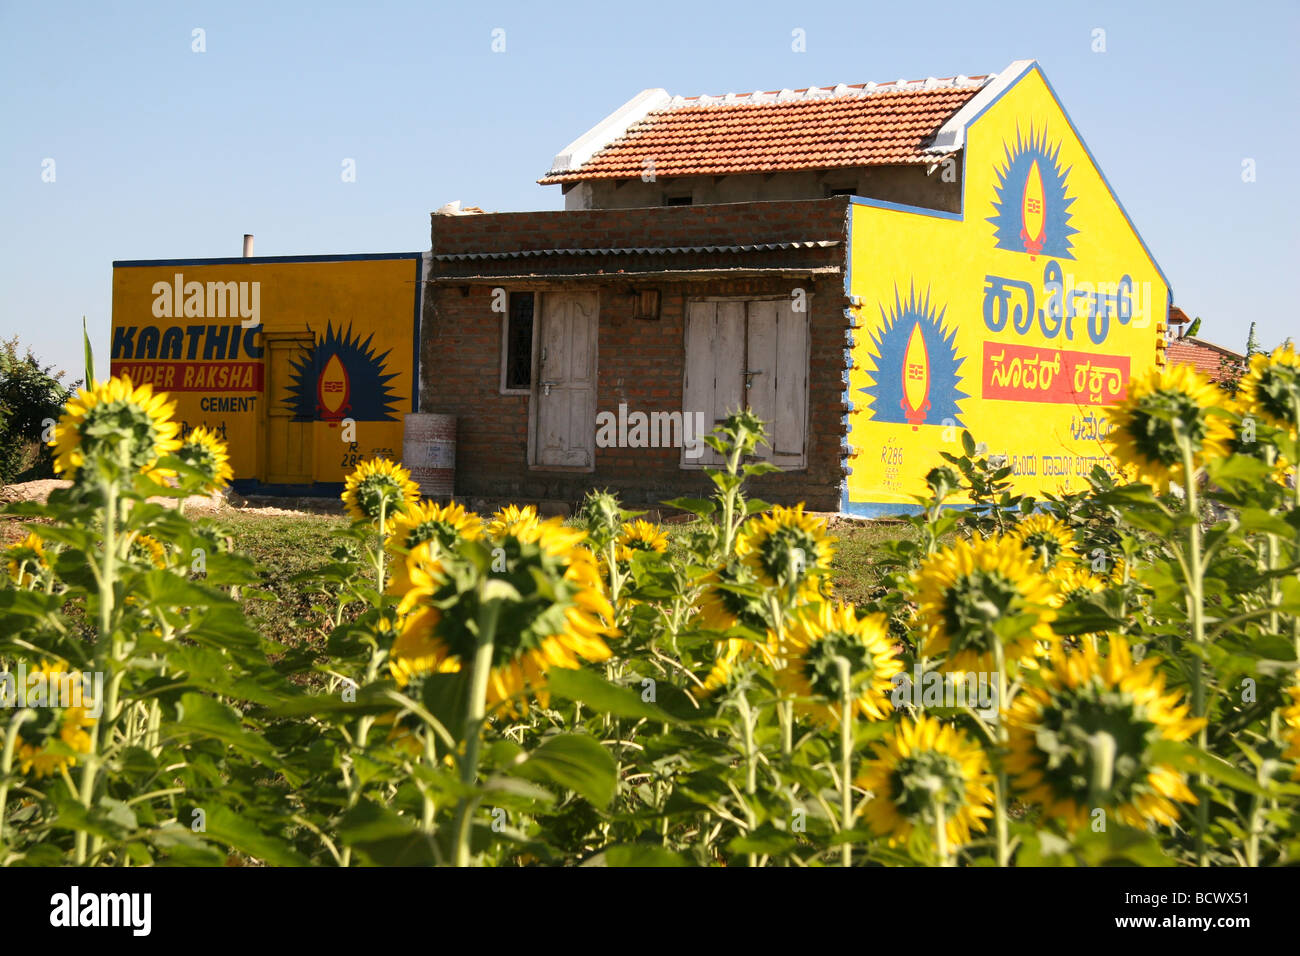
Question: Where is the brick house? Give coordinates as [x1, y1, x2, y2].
[420, 58, 1170, 515]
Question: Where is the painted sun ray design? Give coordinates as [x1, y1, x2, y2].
[987, 124, 1078, 260]
[287, 321, 400, 422]
[858, 284, 968, 431]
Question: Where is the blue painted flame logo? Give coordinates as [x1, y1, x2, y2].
[287, 322, 400, 422]
[858, 285, 968, 431]
[987, 126, 1078, 260]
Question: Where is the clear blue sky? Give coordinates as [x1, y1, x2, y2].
[2, 0, 1296, 379]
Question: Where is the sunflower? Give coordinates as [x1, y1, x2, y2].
[391, 516, 616, 715]
[1011, 515, 1078, 570]
[51, 376, 181, 483]
[912, 534, 1059, 672]
[735, 504, 835, 604]
[341, 458, 420, 529]
[691, 560, 777, 696]
[1048, 562, 1107, 607]
[5, 532, 47, 588]
[857, 715, 995, 848]
[14, 661, 96, 779]
[1005, 637, 1203, 830]
[129, 534, 168, 569]
[176, 426, 233, 491]
[775, 602, 902, 725]
[1105, 364, 1234, 489]
[1282, 682, 1300, 781]
[1238, 342, 1300, 433]
[384, 500, 482, 595]
[614, 520, 669, 563]
[486, 504, 540, 538]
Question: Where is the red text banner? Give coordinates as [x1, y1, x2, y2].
[982, 342, 1129, 405]
[109, 361, 264, 392]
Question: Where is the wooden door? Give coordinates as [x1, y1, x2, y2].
[534, 292, 598, 468]
[682, 298, 808, 468]
[745, 298, 809, 468]
[682, 300, 745, 466]
[265, 338, 313, 483]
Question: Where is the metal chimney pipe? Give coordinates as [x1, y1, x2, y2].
[242, 234, 254, 257]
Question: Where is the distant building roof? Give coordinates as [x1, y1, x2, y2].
[539, 71, 997, 184]
[1167, 336, 1244, 383]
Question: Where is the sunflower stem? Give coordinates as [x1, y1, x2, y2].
[934, 800, 950, 867]
[376, 497, 387, 596]
[992, 636, 1010, 868]
[453, 592, 501, 867]
[735, 688, 759, 867]
[0, 710, 35, 850]
[1179, 436, 1209, 868]
[76, 473, 121, 865]
[836, 655, 854, 867]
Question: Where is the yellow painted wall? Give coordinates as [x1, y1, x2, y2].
[110, 256, 421, 487]
[845, 66, 1168, 514]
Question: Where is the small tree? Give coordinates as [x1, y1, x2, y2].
[0, 337, 76, 483]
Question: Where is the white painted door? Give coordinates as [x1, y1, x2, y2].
[534, 292, 598, 468]
[745, 298, 809, 468]
[682, 298, 808, 468]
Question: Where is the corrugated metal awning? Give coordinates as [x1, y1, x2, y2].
[432, 239, 840, 262]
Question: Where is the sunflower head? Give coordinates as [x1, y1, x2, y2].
[912, 533, 1058, 673]
[392, 516, 616, 715]
[857, 715, 995, 849]
[577, 489, 625, 549]
[176, 426, 233, 491]
[1048, 562, 1107, 607]
[5, 533, 48, 588]
[485, 504, 540, 539]
[614, 520, 669, 563]
[51, 376, 181, 484]
[1281, 682, 1300, 782]
[129, 534, 169, 569]
[1005, 637, 1204, 830]
[776, 602, 902, 725]
[735, 504, 835, 602]
[1238, 342, 1300, 433]
[341, 458, 420, 529]
[13, 661, 96, 780]
[384, 500, 481, 594]
[1105, 365, 1233, 489]
[1011, 515, 1078, 570]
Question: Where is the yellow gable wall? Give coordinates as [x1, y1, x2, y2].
[110, 256, 421, 487]
[845, 65, 1168, 514]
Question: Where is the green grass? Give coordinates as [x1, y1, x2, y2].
[215, 511, 351, 649]
[215, 509, 915, 646]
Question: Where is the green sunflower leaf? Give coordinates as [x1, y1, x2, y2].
[545, 667, 686, 725]
[512, 733, 617, 807]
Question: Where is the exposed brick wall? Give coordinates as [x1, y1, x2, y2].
[420, 199, 851, 512]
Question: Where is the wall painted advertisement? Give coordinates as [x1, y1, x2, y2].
[110, 254, 422, 491]
[844, 64, 1169, 515]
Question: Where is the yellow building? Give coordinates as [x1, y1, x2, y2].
[110, 254, 423, 492]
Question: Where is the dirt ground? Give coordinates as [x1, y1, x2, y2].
[0, 480, 341, 545]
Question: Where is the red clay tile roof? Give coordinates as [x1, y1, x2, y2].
[540, 79, 988, 184]
[1166, 337, 1245, 383]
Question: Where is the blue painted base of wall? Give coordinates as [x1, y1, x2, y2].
[232, 480, 345, 498]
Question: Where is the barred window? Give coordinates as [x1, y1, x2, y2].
[502, 293, 535, 392]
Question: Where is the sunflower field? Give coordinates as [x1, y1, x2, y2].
[2, 347, 1300, 867]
